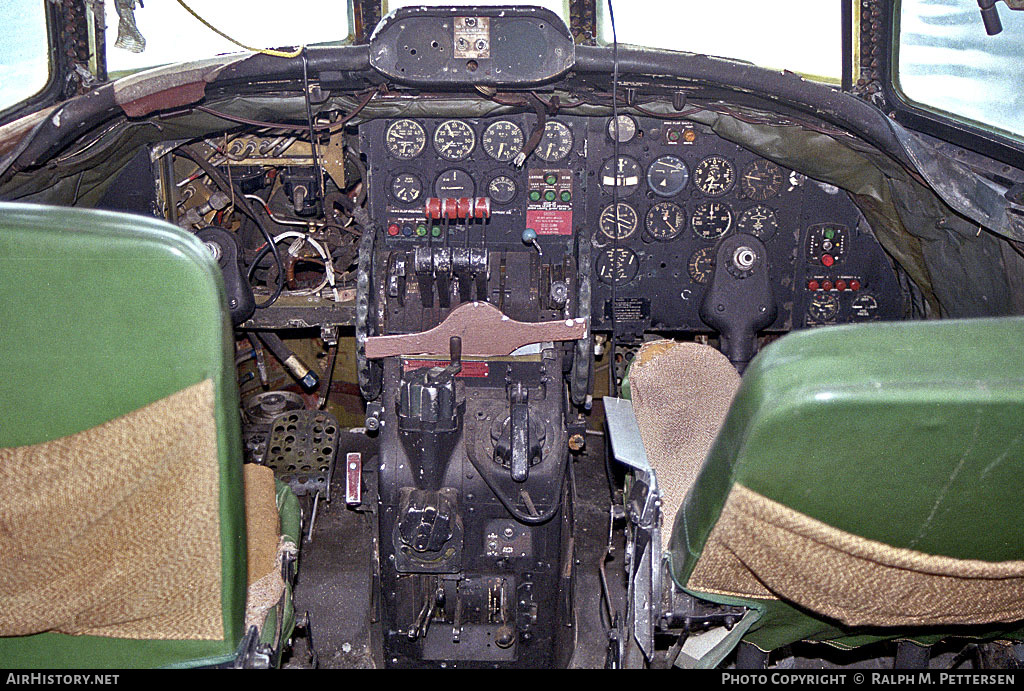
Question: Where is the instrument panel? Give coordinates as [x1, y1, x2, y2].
[362, 113, 903, 334]
[583, 116, 904, 333]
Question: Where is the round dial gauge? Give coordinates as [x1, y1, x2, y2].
[385, 119, 426, 160]
[390, 173, 422, 203]
[487, 175, 517, 204]
[687, 247, 715, 284]
[808, 293, 840, 322]
[599, 202, 639, 240]
[645, 202, 687, 240]
[737, 204, 779, 240]
[434, 169, 475, 198]
[600, 156, 643, 196]
[647, 155, 690, 197]
[691, 201, 734, 240]
[740, 160, 784, 201]
[482, 120, 524, 162]
[693, 155, 736, 196]
[851, 294, 879, 320]
[607, 114, 638, 143]
[535, 121, 574, 162]
[433, 119, 476, 161]
[596, 247, 640, 285]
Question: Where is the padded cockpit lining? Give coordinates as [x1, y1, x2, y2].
[0, 380, 223, 640]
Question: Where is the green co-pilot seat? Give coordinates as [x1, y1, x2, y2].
[623, 317, 1024, 657]
[0, 203, 300, 668]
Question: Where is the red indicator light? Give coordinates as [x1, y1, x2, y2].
[387, 223, 400, 236]
[850, 279, 861, 291]
[836, 279, 847, 291]
[807, 280, 819, 291]
[822, 280, 834, 291]
[821, 254, 835, 267]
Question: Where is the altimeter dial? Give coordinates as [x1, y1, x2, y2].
[645, 202, 686, 240]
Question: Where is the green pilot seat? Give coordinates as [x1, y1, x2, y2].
[0, 203, 300, 668]
[628, 318, 1024, 653]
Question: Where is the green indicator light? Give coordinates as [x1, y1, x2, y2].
[545, 174, 558, 185]
[431, 225, 442, 237]
[544, 190, 556, 201]
[416, 224, 427, 236]
[560, 190, 571, 202]
[824, 228, 835, 240]
[668, 130, 680, 141]
[529, 190, 541, 201]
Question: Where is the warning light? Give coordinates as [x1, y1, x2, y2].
[683, 128, 697, 143]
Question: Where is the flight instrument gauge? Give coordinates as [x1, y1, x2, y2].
[596, 247, 639, 285]
[487, 175, 518, 204]
[851, 294, 879, 320]
[646, 155, 689, 197]
[482, 120, 524, 162]
[434, 169, 475, 198]
[693, 155, 736, 196]
[691, 201, 733, 240]
[600, 156, 643, 195]
[390, 173, 422, 203]
[645, 202, 686, 240]
[740, 160, 784, 201]
[599, 203, 639, 240]
[536, 121, 574, 162]
[433, 119, 476, 160]
[607, 114, 638, 143]
[737, 204, 779, 240]
[687, 247, 715, 284]
[385, 119, 426, 159]
[808, 293, 840, 322]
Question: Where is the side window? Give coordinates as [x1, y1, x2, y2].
[896, 0, 1024, 140]
[0, 1, 50, 114]
[105, 1, 352, 77]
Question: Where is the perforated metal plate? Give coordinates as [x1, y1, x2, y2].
[264, 410, 340, 497]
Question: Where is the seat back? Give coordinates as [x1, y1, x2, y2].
[0, 203, 248, 667]
[632, 318, 1024, 651]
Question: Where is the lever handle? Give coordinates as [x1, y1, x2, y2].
[509, 384, 529, 482]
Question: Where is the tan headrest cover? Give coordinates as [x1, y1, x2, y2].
[628, 340, 741, 551]
[243, 464, 293, 633]
[0, 379, 224, 640]
[689, 484, 1024, 627]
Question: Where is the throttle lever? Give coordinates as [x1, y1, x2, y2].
[428, 336, 463, 383]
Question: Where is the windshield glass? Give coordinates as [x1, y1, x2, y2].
[0, 0, 50, 113]
[104, 0, 351, 77]
[896, 0, 1024, 141]
[598, 0, 842, 82]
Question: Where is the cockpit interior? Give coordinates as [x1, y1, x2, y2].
[2, 0, 1024, 671]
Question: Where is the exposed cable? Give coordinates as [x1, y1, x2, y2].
[175, 0, 303, 58]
